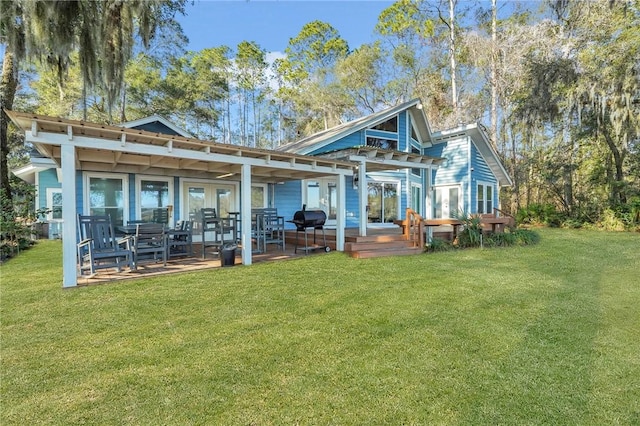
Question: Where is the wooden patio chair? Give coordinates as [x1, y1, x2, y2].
[255, 208, 285, 252]
[77, 214, 134, 276]
[131, 223, 168, 268]
[200, 208, 236, 259]
[167, 220, 193, 258]
[152, 207, 170, 225]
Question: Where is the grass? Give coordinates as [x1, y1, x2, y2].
[1, 228, 639, 424]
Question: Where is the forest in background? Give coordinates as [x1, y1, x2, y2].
[2, 0, 639, 231]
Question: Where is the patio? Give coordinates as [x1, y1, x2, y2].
[75, 227, 407, 286]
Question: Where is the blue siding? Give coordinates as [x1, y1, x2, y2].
[37, 169, 60, 210]
[397, 111, 408, 151]
[426, 138, 469, 185]
[470, 141, 498, 213]
[173, 177, 181, 222]
[76, 171, 83, 214]
[128, 174, 136, 220]
[365, 129, 397, 140]
[274, 181, 302, 229]
[345, 177, 360, 227]
[426, 137, 471, 213]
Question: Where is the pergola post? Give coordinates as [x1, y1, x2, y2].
[240, 163, 252, 266]
[358, 160, 367, 236]
[61, 143, 78, 288]
[336, 174, 346, 251]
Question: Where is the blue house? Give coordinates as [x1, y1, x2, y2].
[9, 99, 511, 287]
[274, 99, 511, 233]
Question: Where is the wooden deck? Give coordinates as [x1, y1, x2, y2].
[75, 227, 416, 285]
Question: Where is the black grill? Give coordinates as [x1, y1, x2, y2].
[292, 209, 326, 230]
[289, 209, 330, 254]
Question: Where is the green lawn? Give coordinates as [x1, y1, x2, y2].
[1, 228, 639, 425]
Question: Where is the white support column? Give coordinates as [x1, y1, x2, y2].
[425, 166, 433, 243]
[358, 160, 367, 236]
[61, 144, 78, 288]
[335, 174, 346, 251]
[240, 164, 252, 266]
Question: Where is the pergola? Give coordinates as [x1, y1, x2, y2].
[6, 111, 355, 287]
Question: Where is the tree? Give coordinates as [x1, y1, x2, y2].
[0, 0, 186, 205]
[276, 20, 349, 137]
[236, 41, 268, 147]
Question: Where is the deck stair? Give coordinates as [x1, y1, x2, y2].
[284, 227, 424, 259]
[344, 233, 423, 258]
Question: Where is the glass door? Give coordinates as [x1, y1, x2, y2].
[303, 178, 337, 225]
[433, 186, 460, 218]
[183, 182, 236, 242]
[367, 182, 399, 224]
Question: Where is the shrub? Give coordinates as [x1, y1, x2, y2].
[453, 211, 483, 248]
[517, 203, 563, 227]
[426, 237, 453, 252]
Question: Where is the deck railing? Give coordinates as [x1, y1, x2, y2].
[403, 208, 424, 248]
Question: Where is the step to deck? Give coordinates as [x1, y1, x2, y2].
[348, 246, 424, 259]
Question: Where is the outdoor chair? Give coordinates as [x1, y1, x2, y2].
[77, 214, 134, 276]
[252, 208, 285, 253]
[152, 207, 170, 225]
[200, 208, 236, 259]
[131, 223, 168, 268]
[167, 220, 193, 258]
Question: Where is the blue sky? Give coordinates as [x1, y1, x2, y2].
[175, 0, 394, 54]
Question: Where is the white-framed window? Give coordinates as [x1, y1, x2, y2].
[367, 179, 400, 223]
[477, 182, 494, 214]
[46, 188, 63, 220]
[410, 183, 422, 214]
[84, 172, 128, 226]
[251, 184, 268, 209]
[411, 145, 421, 176]
[136, 175, 173, 223]
[303, 178, 337, 221]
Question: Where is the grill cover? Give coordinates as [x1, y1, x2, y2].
[292, 210, 326, 229]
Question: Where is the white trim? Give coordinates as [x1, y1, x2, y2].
[366, 178, 401, 224]
[432, 184, 463, 218]
[476, 181, 494, 214]
[410, 182, 422, 215]
[45, 187, 63, 221]
[252, 183, 268, 208]
[120, 115, 192, 138]
[134, 175, 174, 225]
[83, 172, 130, 224]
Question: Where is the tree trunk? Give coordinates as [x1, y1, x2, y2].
[0, 50, 19, 204]
[449, 0, 458, 122]
[600, 121, 627, 204]
[490, 0, 498, 150]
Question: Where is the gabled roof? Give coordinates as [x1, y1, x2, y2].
[432, 123, 512, 187]
[277, 99, 433, 155]
[11, 156, 57, 184]
[120, 115, 192, 138]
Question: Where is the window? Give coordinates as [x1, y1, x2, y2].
[251, 185, 267, 208]
[411, 145, 421, 176]
[306, 181, 321, 209]
[46, 188, 63, 220]
[411, 125, 418, 142]
[411, 184, 422, 213]
[477, 183, 494, 214]
[372, 116, 397, 132]
[87, 174, 127, 226]
[367, 137, 397, 151]
[303, 179, 337, 221]
[139, 179, 170, 222]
